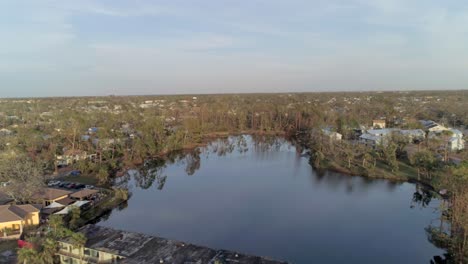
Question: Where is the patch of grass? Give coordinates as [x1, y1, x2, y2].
[0, 240, 17, 262]
[76, 190, 127, 228]
[397, 161, 418, 179]
[0, 240, 17, 252]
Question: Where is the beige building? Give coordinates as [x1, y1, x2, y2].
[58, 241, 123, 264]
[32, 188, 72, 206]
[372, 119, 386, 129]
[58, 224, 287, 264]
[0, 204, 41, 237]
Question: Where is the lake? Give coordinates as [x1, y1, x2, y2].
[98, 135, 445, 263]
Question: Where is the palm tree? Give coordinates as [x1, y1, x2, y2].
[18, 235, 58, 264]
[38, 237, 58, 264]
[17, 247, 38, 264]
[71, 233, 87, 263]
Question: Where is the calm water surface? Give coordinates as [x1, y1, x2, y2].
[98, 136, 444, 263]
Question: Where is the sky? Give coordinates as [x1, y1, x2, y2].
[1, 0, 468, 97]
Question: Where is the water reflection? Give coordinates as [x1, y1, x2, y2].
[412, 185, 434, 208]
[103, 135, 444, 264]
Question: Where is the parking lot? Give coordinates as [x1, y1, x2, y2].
[47, 180, 95, 191]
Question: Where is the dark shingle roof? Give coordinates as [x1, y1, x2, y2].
[68, 225, 288, 264]
[32, 188, 72, 201]
[56, 197, 75, 206]
[70, 189, 98, 199]
[0, 204, 39, 222]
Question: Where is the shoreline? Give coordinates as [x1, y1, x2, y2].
[114, 132, 439, 194]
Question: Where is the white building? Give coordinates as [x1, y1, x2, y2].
[399, 129, 426, 142]
[0, 128, 12, 136]
[420, 120, 447, 132]
[448, 129, 465, 151]
[359, 128, 396, 147]
[322, 129, 342, 141]
[359, 134, 383, 148]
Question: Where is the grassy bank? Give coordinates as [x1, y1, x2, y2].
[316, 159, 427, 184]
[75, 189, 129, 228]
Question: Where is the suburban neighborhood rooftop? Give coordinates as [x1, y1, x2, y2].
[65, 225, 288, 264]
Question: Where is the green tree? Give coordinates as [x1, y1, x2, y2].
[381, 143, 399, 172]
[97, 167, 109, 185]
[17, 247, 38, 264]
[69, 206, 81, 230]
[0, 157, 45, 202]
[70, 232, 87, 263]
[410, 150, 435, 180]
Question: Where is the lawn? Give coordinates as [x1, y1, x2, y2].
[0, 240, 17, 263]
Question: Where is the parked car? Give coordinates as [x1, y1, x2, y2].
[68, 170, 82, 177]
[85, 185, 94, 189]
[76, 184, 85, 189]
[47, 181, 59, 187]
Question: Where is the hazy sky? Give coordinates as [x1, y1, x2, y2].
[1, 0, 467, 97]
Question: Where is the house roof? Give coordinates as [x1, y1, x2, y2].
[45, 201, 66, 209]
[18, 204, 42, 213]
[42, 207, 62, 215]
[449, 129, 463, 136]
[0, 191, 13, 205]
[360, 134, 381, 141]
[55, 197, 75, 206]
[366, 129, 395, 136]
[70, 189, 98, 199]
[0, 204, 40, 222]
[71, 200, 89, 208]
[400, 129, 425, 136]
[63, 225, 287, 264]
[32, 188, 72, 201]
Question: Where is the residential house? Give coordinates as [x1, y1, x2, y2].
[399, 129, 426, 142]
[427, 127, 464, 152]
[54, 201, 90, 215]
[359, 129, 395, 148]
[359, 134, 383, 148]
[56, 149, 88, 167]
[366, 128, 396, 137]
[321, 128, 342, 141]
[70, 189, 99, 201]
[372, 119, 386, 129]
[420, 120, 447, 132]
[0, 128, 12, 136]
[0, 191, 13, 205]
[0, 204, 41, 237]
[32, 188, 72, 206]
[448, 129, 465, 151]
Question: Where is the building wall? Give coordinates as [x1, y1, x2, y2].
[44, 194, 69, 206]
[23, 212, 39, 226]
[0, 220, 22, 232]
[58, 242, 123, 264]
[373, 121, 386, 128]
[0, 212, 39, 233]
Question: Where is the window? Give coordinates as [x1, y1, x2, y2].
[90, 249, 99, 258]
[60, 256, 72, 264]
[59, 243, 68, 251]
